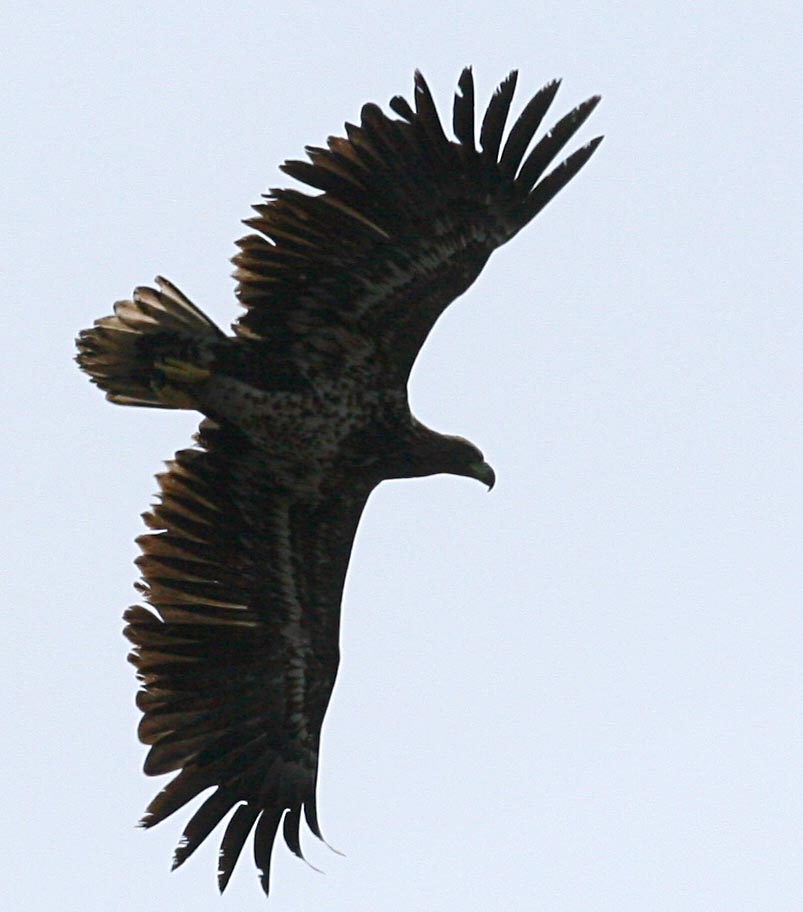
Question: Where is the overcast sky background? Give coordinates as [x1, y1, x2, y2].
[3, 2, 802, 910]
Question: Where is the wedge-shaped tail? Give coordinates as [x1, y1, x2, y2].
[76, 276, 224, 407]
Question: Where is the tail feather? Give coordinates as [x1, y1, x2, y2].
[76, 277, 224, 407]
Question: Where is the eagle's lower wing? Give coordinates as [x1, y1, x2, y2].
[233, 68, 601, 382]
[124, 419, 373, 895]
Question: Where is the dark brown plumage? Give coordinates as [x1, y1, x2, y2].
[76, 68, 601, 897]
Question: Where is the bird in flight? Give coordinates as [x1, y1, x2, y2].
[76, 68, 601, 897]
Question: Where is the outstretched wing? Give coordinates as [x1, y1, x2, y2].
[125, 419, 373, 895]
[234, 68, 602, 381]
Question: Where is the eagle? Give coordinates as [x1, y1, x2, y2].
[76, 68, 601, 897]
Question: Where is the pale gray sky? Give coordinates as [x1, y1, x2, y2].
[3, 2, 802, 910]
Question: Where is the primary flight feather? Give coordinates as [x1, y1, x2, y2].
[76, 68, 601, 897]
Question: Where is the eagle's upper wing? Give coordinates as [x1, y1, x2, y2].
[233, 68, 602, 382]
[125, 419, 374, 895]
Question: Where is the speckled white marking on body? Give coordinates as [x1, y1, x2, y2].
[200, 375, 405, 495]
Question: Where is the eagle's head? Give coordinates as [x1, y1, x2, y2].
[398, 422, 495, 490]
[437, 433, 496, 490]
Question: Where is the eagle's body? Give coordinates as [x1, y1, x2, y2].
[178, 365, 398, 488]
[76, 69, 601, 896]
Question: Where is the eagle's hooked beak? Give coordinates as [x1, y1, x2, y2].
[468, 460, 496, 491]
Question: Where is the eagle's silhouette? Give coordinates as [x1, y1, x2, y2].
[77, 68, 602, 896]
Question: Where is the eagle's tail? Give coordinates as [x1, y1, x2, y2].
[76, 277, 225, 408]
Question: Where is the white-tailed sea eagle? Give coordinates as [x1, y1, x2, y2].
[76, 68, 602, 897]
